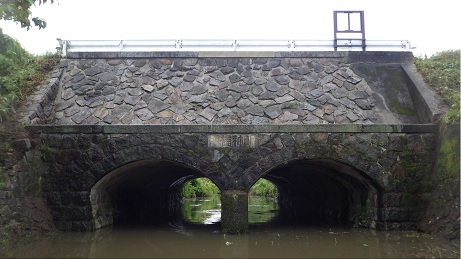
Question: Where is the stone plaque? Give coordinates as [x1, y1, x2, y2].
[208, 134, 257, 148]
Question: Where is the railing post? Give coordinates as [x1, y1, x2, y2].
[119, 40, 124, 51]
[62, 40, 67, 57]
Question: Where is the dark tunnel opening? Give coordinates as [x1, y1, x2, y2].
[259, 159, 380, 228]
[90, 160, 207, 229]
[90, 158, 380, 230]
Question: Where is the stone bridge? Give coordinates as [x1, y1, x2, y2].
[21, 51, 447, 233]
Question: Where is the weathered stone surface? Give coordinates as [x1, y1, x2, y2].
[265, 80, 279, 92]
[41, 56, 423, 126]
[245, 105, 264, 116]
[84, 67, 103, 76]
[21, 127, 436, 232]
[199, 107, 217, 121]
[280, 111, 298, 122]
[148, 99, 170, 114]
[141, 84, 155, 93]
[274, 95, 294, 104]
[12, 53, 447, 236]
[11, 138, 32, 152]
[264, 105, 282, 119]
[274, 75, 290, 85]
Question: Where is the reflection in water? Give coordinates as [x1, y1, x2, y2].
[1, 195, 459, 258]
[248, 196, 277, 224]
[1, 226, 458, 258]
[182, 196, 222, 225]
[182, 195, 277, 225]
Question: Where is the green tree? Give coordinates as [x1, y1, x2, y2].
[249, 178, 277, 198]
[0, 0, 54, 29]
[182, 178, 220, 198]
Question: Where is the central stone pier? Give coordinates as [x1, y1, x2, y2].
[221, 190, 249, 234]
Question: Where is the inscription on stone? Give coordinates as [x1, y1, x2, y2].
[208, 134, 257, 148]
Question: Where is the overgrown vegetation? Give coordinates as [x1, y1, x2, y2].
[249, 178, 277, 198]
[182, 178, 278, 199]
[0, 28, 59, 122]
[182, 178, 220, 198]
[415, 50, 460, 123]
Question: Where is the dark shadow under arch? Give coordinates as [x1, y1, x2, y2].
[253, 158, 382, 228]
[90, 159, 216, 229]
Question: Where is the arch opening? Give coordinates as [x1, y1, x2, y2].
[257, 159, 381, 228]
[248, 178, 279, 225]
[90, 159, 214, 229]
[180, 177, 221, 225]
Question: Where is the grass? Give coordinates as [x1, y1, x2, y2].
[0, 28, 60, 122]
[415, 50, 460, 123]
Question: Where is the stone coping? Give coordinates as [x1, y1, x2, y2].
[66, 51, 414, 63]
[26, 124, 437, 134]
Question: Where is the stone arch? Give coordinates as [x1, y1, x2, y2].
[244, 153, 383, 228]
[90, 158, 213, 229]
[49, 137, 229, 231]
[68, 140, 228, 193]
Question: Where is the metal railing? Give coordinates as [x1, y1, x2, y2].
[57, 39, 412, 56]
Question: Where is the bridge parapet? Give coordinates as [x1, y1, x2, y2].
[58, 39, 412, 56]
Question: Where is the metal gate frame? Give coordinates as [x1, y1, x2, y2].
[334, 11, 366, 51]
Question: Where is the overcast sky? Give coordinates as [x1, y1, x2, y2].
[0, 0, 459, 56]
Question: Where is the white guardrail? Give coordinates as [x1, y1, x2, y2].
[58, 39, 412, 56]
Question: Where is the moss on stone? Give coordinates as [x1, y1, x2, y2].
[218, 147, 230, 156]
[221, 191, 248, 234]
[391, 99, 415, 115]
[38, 143, 55, 157]
[401, 192, 420, 207]
[0, 142, 12, 162]
[436, 125, 460, 177]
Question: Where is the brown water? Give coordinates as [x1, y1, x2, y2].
[1, 196, 458, 258]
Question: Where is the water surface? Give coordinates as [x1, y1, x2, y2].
[1, 196, 458, 258]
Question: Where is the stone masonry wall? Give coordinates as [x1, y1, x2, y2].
[8, 52, 445, 235]
[27, 56, 421, 125]
[33, 127, 435, 231]
[0, 142, 55, 240]
[419, 124, 460, 241]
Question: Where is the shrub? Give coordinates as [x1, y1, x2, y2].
[0, 28, 59, 121]
[249, 178, 277, 198]
[415, 50, 460, 123]
[182, 178, 220, 198]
